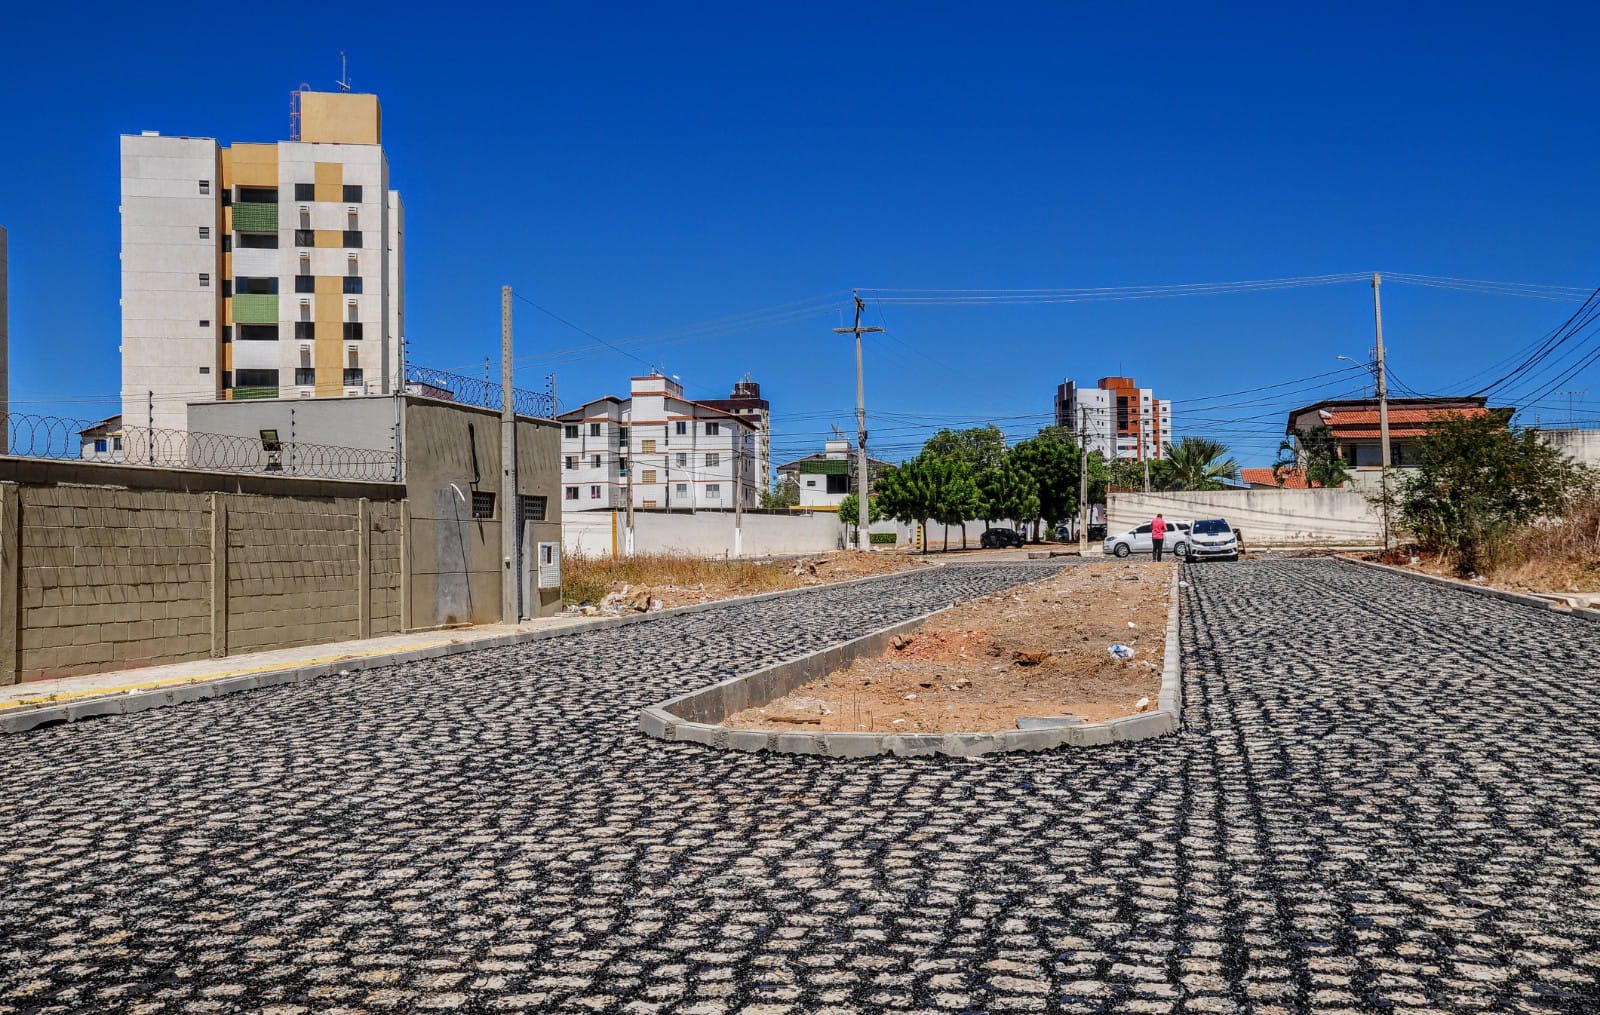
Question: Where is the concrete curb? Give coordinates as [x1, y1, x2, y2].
[639, 566, 1183, 758]
[0, 561, 951, 736]
[1337, 556, 1600, 623]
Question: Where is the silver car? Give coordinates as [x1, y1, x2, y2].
[1187, 518, 1239, 561]
[1103, 520, 1191, 559]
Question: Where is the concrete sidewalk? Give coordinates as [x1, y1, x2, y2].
[0, 613, 599, 717]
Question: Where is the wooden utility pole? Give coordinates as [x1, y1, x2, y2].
[834, 292, 883, 551]
[501, 285, 519, 622]
[1373, 272, 1394, 550]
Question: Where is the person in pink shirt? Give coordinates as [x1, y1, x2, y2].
[1150, 513, 1167, 562]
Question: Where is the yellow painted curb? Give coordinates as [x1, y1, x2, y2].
[0, 638, 458, 712]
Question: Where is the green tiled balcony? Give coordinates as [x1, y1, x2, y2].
[232, 294, 279, 324]
[231, 202, 278, 233]
[232, 386, 279, 401]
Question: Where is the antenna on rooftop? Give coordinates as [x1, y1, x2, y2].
[337, 51, 352, 92]
[831, 425, 847, 441]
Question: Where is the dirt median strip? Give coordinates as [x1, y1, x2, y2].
[721, 560, 1175, 734]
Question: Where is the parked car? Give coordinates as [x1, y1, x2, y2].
[1103, 520, 1191, 559]
[980, 527, 1025, 548]
[1187, 518, 1239, 561]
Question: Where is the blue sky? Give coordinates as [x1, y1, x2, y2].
[4, 2, 1598, 469]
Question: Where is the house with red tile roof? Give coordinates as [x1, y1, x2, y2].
[1239, 467, 1323, 490]
[1283, 396, 1511, 469]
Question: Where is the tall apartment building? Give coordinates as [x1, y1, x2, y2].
[121, 90, 403, 434]
[557, 375, 759, 512]
[698, 377, 771, 487]
[1055, 376, 1171, 461]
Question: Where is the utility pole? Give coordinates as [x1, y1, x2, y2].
[501, 285, 519, 622]
[1372, 272, 1394, 550]
[1077, 402, 1089, 555]
[834, 292, 883, 551]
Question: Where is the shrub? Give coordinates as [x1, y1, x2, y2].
[869, 531, 897, 545]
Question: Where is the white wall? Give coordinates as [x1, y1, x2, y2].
[1108, 489, 1382, 546]
[561, 511, 845, 559]
[1541, 429, 1600, 467]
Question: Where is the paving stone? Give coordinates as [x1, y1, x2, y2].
[2, 559, 1600, 1011]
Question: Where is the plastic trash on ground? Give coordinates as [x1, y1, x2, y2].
[1108, 644, 1135, 661]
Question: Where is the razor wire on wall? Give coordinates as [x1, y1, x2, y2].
[404, 365, 556, 418]
[12, 414, 399, 483]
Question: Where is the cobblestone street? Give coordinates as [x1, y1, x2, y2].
[4, 558, 1600, 1013]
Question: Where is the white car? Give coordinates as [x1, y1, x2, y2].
[1187, 518, 1240, 561]
[1103, 520, 1191, 559]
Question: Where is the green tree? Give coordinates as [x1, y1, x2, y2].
[1274, 425, 1351, 488]
[875, 455, 982, 553]
[759, 475, 800, 510]
[837, 491, 883, 542]
[1399, 414, 1588, 574]
[1155, 437, 1238, 491]
[978, 461, 1041, 529]
[1010, 434, 1079, 539]
[922, 425, 1009, 474]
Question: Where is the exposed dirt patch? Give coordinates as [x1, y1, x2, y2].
[722, 561, 1175, 733]
[563, 550, 931, 613]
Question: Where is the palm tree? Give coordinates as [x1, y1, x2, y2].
[1156, 438, 1238, 491]
[1273, 426, 1351, 488]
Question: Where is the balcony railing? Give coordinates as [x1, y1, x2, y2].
[232, 386, 279, 401]
[232, 202, 278, 232]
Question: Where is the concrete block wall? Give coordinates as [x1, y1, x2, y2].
[1107, 489, 1383, 546]
[0, 472, 408, 685]
[16, 485, 212, 682]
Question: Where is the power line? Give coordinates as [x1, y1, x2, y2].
[509, 290, 654, 369]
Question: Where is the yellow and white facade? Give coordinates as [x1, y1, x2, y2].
[120, 91, 404, 434]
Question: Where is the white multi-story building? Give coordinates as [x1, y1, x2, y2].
[120, 90, 403, 434]
[775, 439, 891, 510]
[1055, 376, 1171, 461]
[557, 375, 759, 512]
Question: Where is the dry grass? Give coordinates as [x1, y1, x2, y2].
[562, 551, 805, 605]
[1488, 494, 1600, 592]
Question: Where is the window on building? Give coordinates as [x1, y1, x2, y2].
[94, 439, 107, 453]
[643, 500, 657, 509]
[342, 230, 362, 247]
[221, 236, 232, 252]
[564, 455, 577, 470]
[343, 276, 363, 294]
[199, 319, 210, 328]
[565, 487, 579, 500]
[705, 453, 719, 468]
[519, 496, 547, 522]
[705, 422, 720, 435]
[343, 322, 363, 341]
[294, 275, 315, 294]
[294, 321, 314, 340]
[563, 425, 579, 439]
[294, 229, 315, 247]
[641, 439, 657, 453]
[294, 183, 314, 201]
[642, 469, 657, 483]
[234, 368, 279, 388]
[675, 421, 687, 436]
[295, 367, 316, 386]
[235, 276, 278, 295]
[198, 226, 210, 239]
[591, 454, 601, 469]
[676, 453, 688, 467]
[589, 486, 601, 499]
[220, 325, 232, 343]
[237, 233, 278, 249]
[471, 492, 496, 519]
[805, 479, 817, 487]
[238, 186, 278, 204]
[589, 423, 601, 437]
[198, 273, 210, 287]
[706, 484, 721, 498]
[675, 483, 688, 498]
[344, 184, 363, 202]
[198, 180, 210, 195]
[113, 437, 123, 451]
[237, 325, 279, 341]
